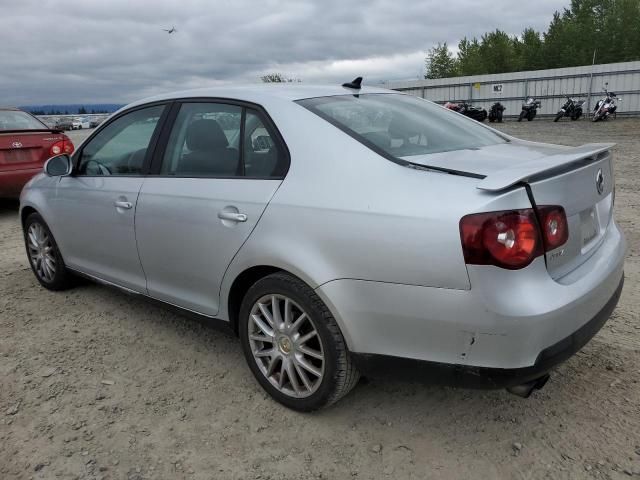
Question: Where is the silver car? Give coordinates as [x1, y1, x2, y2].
[20, 83, 626, 411]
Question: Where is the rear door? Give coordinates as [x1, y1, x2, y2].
[135, 101, 288, 316]
[52, 104, 168, 292]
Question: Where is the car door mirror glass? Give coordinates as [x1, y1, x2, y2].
[45, 154, 72, 176]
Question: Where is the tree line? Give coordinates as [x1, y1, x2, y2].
[26, 106, 111, 116]
[425, 0, 640, 79]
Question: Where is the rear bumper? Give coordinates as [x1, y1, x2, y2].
[0, 167, 42, 198]
[316, 220, 626, 370]
[351, 275, 623, 388]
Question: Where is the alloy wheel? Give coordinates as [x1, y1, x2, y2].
[248, 294, 325, 398]
[27, 222, 56, 282]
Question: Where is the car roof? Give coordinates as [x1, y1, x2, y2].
[124, 83, 394, 110]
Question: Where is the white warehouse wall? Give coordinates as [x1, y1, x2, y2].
[384, 61, 640, 117]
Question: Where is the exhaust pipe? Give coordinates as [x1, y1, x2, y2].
[506, 374, 550, 398]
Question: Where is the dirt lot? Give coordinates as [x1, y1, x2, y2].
[1, 119, 639, 480]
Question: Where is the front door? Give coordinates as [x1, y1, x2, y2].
[53, 104, 167, 292]
[135, 101, 288, 316]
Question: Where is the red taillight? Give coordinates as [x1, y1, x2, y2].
[460, 209, 543, 270]
[460, 206, 568, 270]
[49, 138, 74, 156]
[537, 206, 568, 251]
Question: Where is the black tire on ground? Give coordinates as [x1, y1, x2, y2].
[518, 111, 526, 122]
[23, 212, 75, 291]
[554, 112, 563, 122]
[239, 272, 360, 411]
[497, 112, 503, 123]
[489, 117, 494, 123]
[527, 115, 534, 121]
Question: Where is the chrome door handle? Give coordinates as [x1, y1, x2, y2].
[114, 201, 133, 210]
[218, 211, 247, 222]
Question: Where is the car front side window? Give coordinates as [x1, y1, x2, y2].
[76, 105, 165, 176]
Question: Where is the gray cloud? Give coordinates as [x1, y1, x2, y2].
[0, 0, 569, 105]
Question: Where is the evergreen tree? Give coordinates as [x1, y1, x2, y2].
[425, 43, 458, 79]
[457, 38, 485, 76]
[425, 0, 640, 77]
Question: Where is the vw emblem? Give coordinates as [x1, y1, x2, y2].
[11, 141, 23, 148]
[595, 168, 605, 195]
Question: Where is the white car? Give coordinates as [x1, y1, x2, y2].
[71, 117, 90, 130]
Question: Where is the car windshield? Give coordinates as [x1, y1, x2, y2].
[297, 93, 506, 159]
[0, 110, 47, 131]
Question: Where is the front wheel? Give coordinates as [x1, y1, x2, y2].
[518, 111, 526, 122]
[239, 272, 359, 411]
[554, 112, 563, 122]
[23, 213, 74, 291]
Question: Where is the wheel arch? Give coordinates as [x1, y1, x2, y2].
[20, 205, 38, 227]
[226, 265, 284, 335]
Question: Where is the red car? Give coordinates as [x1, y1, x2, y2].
[0, 107, 74, 198]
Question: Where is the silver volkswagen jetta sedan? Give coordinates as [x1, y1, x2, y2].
[20, 82, 626, 411]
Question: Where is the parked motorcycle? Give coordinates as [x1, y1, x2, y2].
[488, 102, 505, 123]
[444, 101, 488, 122]
[518, 97, 541, 122]
[592, 86, 621, 122]
[554, 96, 585, 122]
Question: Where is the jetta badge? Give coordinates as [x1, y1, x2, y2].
[11, 141, 23, 148]
[595, 168, 605, 195]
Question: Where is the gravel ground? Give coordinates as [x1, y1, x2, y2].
[1, 119, 639, 480]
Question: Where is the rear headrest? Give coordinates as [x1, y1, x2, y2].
[388, 114, 422, 139]
[186, 119, 228, 151]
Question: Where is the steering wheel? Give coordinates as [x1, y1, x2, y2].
[84, 159, 112, 176]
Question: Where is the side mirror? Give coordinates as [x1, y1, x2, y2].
[44, 154, 73, 177]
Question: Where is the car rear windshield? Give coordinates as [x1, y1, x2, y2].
[297, 94, 506, 160]
[0, 110, 47, 131]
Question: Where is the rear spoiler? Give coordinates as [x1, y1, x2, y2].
[477, 143, 615, 192]
[0, 128, 63, 134]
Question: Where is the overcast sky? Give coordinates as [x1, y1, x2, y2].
[0, 0, 569, 105]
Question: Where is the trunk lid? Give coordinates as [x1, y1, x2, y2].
[403, 141, 615, 279]
[0, 130, 63, 171]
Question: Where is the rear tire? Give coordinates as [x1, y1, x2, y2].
[239, 272, 359, 411]
[23, 213, 74, 291]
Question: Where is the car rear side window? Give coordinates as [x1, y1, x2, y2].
[297, 94, 506, 160]
[160, 103, 242, 177]
[77, 105, 165, 176]
[159, 103, 287, 178]
[243, 110, 287, 178]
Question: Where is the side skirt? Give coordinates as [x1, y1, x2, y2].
[68, 268, 235, 336]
